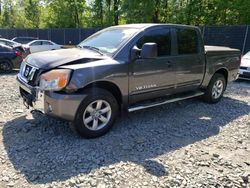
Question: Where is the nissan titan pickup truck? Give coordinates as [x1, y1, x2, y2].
[17, 24, 241, 138]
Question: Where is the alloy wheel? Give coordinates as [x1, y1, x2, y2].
[83, 100, 112, 131]
[212, 80, 224, 99]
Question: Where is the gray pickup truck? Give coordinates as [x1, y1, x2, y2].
[17, 24, 241, 138]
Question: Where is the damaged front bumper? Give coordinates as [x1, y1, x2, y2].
[17, 74, 87, 121]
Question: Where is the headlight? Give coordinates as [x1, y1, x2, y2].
[39, 69, 72, 91]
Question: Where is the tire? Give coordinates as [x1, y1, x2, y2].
[203, 73, 226, 104]
[0, 60, 12, 73]
[74, 88, 119, 138]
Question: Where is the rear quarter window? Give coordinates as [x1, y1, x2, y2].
[177, 29, 199, 55]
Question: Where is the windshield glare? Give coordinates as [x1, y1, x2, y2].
[78, 28, 139, 54]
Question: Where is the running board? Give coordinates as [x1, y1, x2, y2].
[128, 91, 204, 112]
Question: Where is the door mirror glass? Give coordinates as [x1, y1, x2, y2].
[141, 43, 158, 59]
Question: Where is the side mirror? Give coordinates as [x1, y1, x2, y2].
[141, 43, 158, 59]
[130, 45, 141, 61]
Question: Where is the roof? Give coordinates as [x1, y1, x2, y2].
[0, 38, 9, 41]
[111, 23, 199, 30]
[27, 39, 52, 44]
[0, 44, 12, 49]
[30, 39, 51, 42]
[13, 37, 37, 39]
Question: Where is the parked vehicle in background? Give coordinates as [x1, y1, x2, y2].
[239, 51, 250, 80]
[25, 40, 62, 53]
[0, 44, 23, 72]
[0, 38, 30, 58]
[17, 24, 241, 138]
[12, 37, 38, 44]
[0, 38, 20, 46]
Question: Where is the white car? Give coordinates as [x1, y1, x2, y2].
[25, 40, 62, 53]
[0, 38, 21, 46]
[239, 52, 250, 80]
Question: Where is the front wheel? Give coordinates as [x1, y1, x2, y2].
[0, 60, 12, 73]
[203, 73, 226, 103]
[74, 88, 118, 138]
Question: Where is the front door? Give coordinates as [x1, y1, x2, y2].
[129, 28, 176, 104]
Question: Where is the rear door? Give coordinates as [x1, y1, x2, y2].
[42, 41, 54, 51]
[174, 28, 205, 92]
[0, 46, 10, 59]
[129, 27, 176, 104]
[30, 41, 43, 53]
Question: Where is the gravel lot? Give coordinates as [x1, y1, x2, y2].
[0, 72, 249, 188]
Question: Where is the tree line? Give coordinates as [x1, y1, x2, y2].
[0, 0, 250, 29]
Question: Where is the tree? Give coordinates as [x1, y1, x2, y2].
[45, 0, 87, 28]
[24, 0, 41, 28]
[113, 0, 119, 25]
[91, 0, 104, 26]
[1, 0, 15, 28]
[122, 0, 154, 23]
[0, 0, 250, 28]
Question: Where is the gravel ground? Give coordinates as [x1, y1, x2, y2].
[0, 72, 249, 188]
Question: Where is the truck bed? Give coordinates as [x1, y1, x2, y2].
[205, 45, 240, 54]
[203, 45, 241, 86]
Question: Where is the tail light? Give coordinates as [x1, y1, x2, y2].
[15, 51, 22, 57]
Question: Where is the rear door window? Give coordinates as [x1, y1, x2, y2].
[177, 29, 199, 55]
[42, 41, 53, 45]
[31, 41, 42, 46]
[137, 28, 171, 56]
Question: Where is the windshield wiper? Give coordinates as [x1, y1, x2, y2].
[80, 45, 104, 56]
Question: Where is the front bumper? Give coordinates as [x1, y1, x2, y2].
[239, 68, 250, 80]
[17, 74, 87, 121]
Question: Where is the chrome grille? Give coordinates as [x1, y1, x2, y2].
[20, 63, 39, 84]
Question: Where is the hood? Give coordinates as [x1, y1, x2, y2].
[241, 57, 250, 67]
[25, 48, 110, 70]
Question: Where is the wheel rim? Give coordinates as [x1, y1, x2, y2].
[83, 100, 112, 131]
[0, 62, 11, 71]
[212, 80, 224, 99]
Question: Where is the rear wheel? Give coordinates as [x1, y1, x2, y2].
[203, 73, 226, 103]
[74, 88, 118, 138]
[0, 60, 12, 73]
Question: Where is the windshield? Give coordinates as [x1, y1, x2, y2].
[0, 39, 17, 47]
[78, 27, 140, 54]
